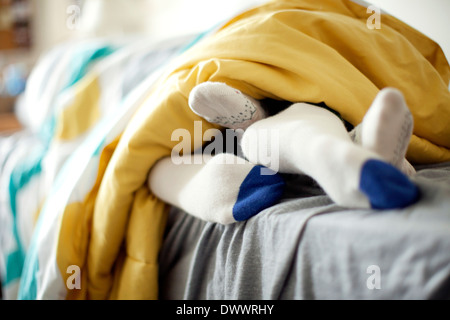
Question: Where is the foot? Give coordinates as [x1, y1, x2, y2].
[350, 88, 416, 176]
[148, 153, 285, 224]
[188, 82, 266, 130]
[240, 102, 420, 210]
[361, 87, 414, 169]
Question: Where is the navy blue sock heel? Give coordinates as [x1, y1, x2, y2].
[233, 165, 285, 221]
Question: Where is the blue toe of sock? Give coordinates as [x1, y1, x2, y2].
[360, 159, 420, 209]
[233, 165, 285, 221]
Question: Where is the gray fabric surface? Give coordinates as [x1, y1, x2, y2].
[158, 162, 450, 300]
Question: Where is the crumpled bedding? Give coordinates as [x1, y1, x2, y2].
[0, 34, 199, 299]
[1, 0, 449, 300]
[159, 162, 450, 300]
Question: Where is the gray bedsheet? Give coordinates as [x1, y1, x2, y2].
[158, 162, 450, 300]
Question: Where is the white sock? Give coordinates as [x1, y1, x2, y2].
[188, 82, 266, 130]
[350, 88, 416, 176]
[241, 102, 420, 209]
[148, 153, 285, 224]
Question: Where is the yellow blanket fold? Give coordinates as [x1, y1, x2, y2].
[83, 0, 450, 299]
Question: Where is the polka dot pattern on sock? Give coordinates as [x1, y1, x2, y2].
[210, 98, 257, 126]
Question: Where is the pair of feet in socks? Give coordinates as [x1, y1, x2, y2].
[148, 82, 420, 224]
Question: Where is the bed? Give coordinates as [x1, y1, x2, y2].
[159, 162, 450, 300]
[1, 0, 450, 300]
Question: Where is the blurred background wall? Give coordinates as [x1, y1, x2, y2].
[25, 0, 269, 64]
[367, 0, 449, 60]
[16, 0, 450, 63]
[2, 0, 450, 69]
